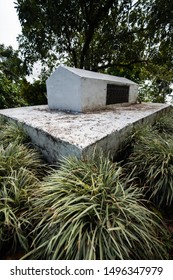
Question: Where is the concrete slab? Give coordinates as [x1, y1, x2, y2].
[0, 103, 171, 163]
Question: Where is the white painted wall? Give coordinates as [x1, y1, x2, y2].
[81, 78, 139, 111]
[129, 84, 139, 103]
[81, 78, 106, 111]
[46, 67, 82, 111]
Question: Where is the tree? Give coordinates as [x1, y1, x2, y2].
[142, 0, 173, 102]
[21, 79, 47, 105]
[15, 0, 173, 102]
[0, 44, 46, 109]
[15, 0, 148, 71]
[0, 44, 28, 109]
[0, 44, 29, 80]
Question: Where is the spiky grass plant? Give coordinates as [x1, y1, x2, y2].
[131, 124, 155, 144]
[113, 124, 154, 164]
[23, 153, 168, 260]
[126, 134, 173, 207]
[0, 143, 46, 178]
[154, 112, 173, 137]
[0, 120, 30, 147]
[0, 140, 48, 258]
[0, 115, 7, 130]
[0, 167, 39, 256]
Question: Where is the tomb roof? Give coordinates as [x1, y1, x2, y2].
[58, 65, 137, 84]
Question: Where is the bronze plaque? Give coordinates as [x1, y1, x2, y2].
[106, 84, 129, 104]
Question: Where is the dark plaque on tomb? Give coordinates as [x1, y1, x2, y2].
[106, 84, 129, 104]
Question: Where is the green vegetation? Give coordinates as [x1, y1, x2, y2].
[0, 44, 28, 109]
[0, 120, 47, 258]
[15, 0, 173, 103]
[1, 111, 173, 259]
[0, 167, 38, 255]
[0, 44, 47, 109]
[0, 120, 29, 147]
[126, 134, 173, 207]
[124, 110, 173, 208]
[22, 154, 167, 260]
[154, 113, 173, 136]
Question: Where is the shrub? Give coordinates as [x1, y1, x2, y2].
[23, 153, 168, 260]
[0, 120, 30, 148]
[0, 138, 47, 257]
[0, 168, 38, 256]
[154, 112, 173, 137]
[126, 134, 173, 207]
[0, 116, 7, 129]
[0, 143, 44, 178]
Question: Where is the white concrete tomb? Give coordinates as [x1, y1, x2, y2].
[46, 65, 138, 112]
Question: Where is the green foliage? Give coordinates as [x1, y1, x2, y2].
[126, 130, 173, 207]
[0, 115, 7, 129]
[0, 167, 38, 254]
[22, 153, 167, 260]
[15, 1, 150, 71]
[154, 111, 173, 136]
[21, 79, 47, 106]
[0, 74, 27, 109]
[0, 121, 47, 256]
[0, 120, 30, 148]
[0, 143, 43, 178]
[0, 44, 47, 109]
[0, 44, 28, 81]
[138, 64, 173, 103]
[15, 0, 173, 102]
[0, 44, 28, 109]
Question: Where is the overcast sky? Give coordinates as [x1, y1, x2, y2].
[0, 0, 41, 80]
[0, 0, 21, 49]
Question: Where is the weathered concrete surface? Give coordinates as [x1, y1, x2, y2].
[0, 103, 171, 163]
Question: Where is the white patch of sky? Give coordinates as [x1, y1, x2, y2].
[0, 0, 41, 81]
[0, 0, 21, 49]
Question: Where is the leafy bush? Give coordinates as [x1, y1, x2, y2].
[0, 141, 45, 256]
[23, 154, 167, 260]
[0, 168, 38, 255]
[0, 120, 47, 257]
[154, 111, 173, 137]
[0, 116, 7, 130]
[0, 120, 30, 148]
[21, 79, 47, 106]
[0, 143, 44, 177]
[126, 134, 173, 207]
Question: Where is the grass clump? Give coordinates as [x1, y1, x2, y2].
[0, 143, 45, 178]
[0, 120, 30, 148]
[23, 153, 167, 260]
[126, 133, 173, 207]
[154, 112, 173, 137]
[0, 141, 44, 256]
[0, 119, 48, 258]
[0, 168, 38, 256]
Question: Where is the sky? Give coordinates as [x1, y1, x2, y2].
[0, 0, 41, 80]
[0, 0, 22, 49]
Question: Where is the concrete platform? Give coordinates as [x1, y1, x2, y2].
[0, 103, 171, 163]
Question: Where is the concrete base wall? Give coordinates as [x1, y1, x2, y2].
[0, 103, 171, 163]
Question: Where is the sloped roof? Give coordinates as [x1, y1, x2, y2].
[59, 65, 137, 85]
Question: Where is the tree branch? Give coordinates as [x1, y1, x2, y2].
[96, 59, 149, 71]
[80, 0, 117, 69]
